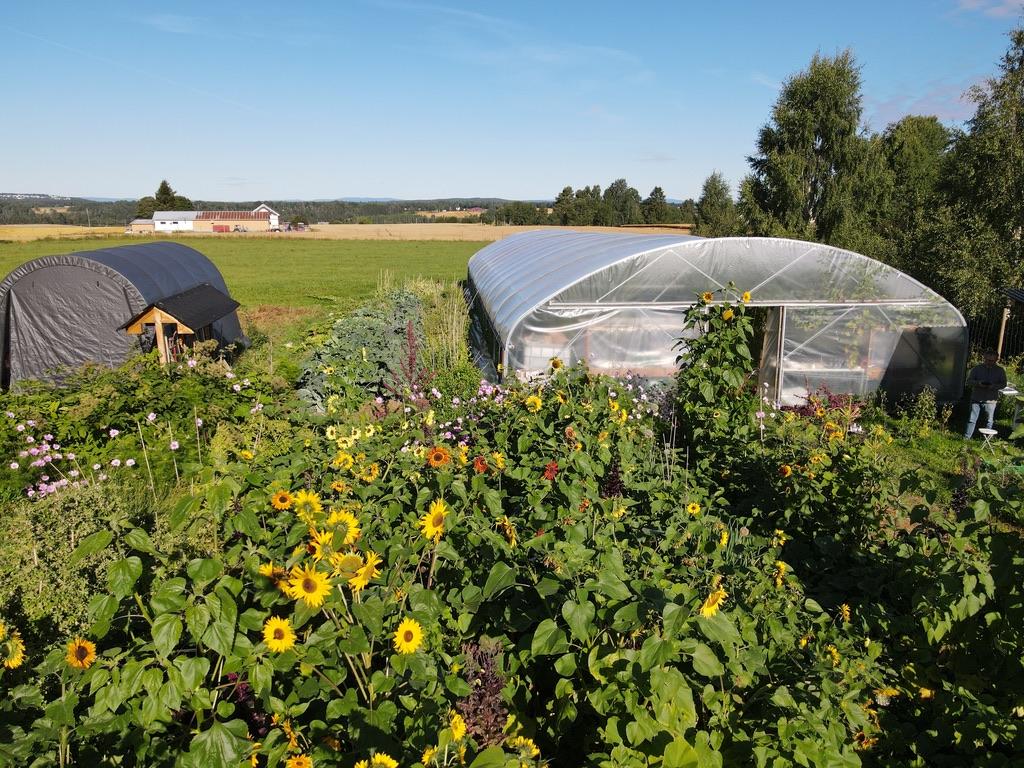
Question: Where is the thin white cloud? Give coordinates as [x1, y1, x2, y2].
[751, 72, 782, 91]
[955, 0, 1024, 17]
[865, 75, 984, 127]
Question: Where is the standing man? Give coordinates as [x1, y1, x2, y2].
[964, 349, 1008, 438]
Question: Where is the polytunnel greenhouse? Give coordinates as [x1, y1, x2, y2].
[467, 230, 968, 404]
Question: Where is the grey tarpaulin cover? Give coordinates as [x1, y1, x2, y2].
[467, 230, 968, 403]
[0, 242, 247, 387]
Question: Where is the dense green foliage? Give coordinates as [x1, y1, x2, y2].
[1, 289, 1021, 767]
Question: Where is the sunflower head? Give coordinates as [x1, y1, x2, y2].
[426, 445, 451, 468]
[287, 564, 332, 608]
[700, 587, 728, 619]
[524, 395, 543, 413]
[292, 490, 323, 522]
[270, 489, 294, 510]
[741, 290, 752, 303]
[66, 637, 97, 670]
[686, 502, 701, 516]
[3, 629, 25, 669]
[393, 617, 424, 654]
[263, 616, 296, 653]
[779, 464, 793, 478]
[419, 499, 449, 543]
[348, 551, 383, 593]
[700, 291, 714, 304]
[722, 308, 735, 321]
[550, 357, 563, 370]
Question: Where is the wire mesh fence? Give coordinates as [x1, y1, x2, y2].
[968, 303, 1024, 360]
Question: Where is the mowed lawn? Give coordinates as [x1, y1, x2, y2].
[0, 236, 482, 311]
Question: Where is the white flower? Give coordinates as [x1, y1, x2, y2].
[15, 424, 24, 432]
[232, 384, 241, 392]
[187, 359, 198, 368]
[25, 435, 34, 443]
[195, 417, 203, 427]
[170, 440, 179, 451]
[125, 458, 136, 467]
[225, 371, 236, 379]
[111, 458, 121, 467]
[109, 428, 119, 437]
[147, 412, 157, 422]
[9, 462, 18, 469]
[98, 473, 107, 481]
[93, 463, 101, 470]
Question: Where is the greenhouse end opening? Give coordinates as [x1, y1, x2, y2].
[467, 230, 968, 405]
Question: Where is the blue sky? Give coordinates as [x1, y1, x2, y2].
[1, 0, 1021, 201]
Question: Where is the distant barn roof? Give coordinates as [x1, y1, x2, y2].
[196, 210, 271, 220]
[122, 283, 240, 331]
[153, 211, 199, 220]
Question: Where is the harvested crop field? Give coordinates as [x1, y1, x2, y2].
[0, 224, 123, 241]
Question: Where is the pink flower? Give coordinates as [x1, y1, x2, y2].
[147, 412, 157, 422]
[9, 462, 18, 469]
[187, 359, 198, 368]
[26, 420, 35, 427]
[15, 424, 24, 432]
[125, 458, 136, 467]
[92, 463, 101, 471]
[25, 435, 34, 443]
[111, 458, 121, 467]
[225, 371, 236, 379]
[170, 440, 179, 451]
[43, 433, 53, 441]
[69, 470, 79, 478]
[66, 452, 75, 460]
[195, 417, 203, 427]
[109, 428, 120, 438]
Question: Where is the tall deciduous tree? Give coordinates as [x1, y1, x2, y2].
[741, 51, 867, 244]
[695, 172, 741, 236]
[642, 187, 669, 224]
[603, 179, 643, 225]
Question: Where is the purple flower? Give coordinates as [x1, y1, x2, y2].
[9, 462, 18, 470]
[43, 433, 53, 441]
[69, 469, 80, 478]
[41, 475, 49, 481]
[111, 458, 121, 467]
[28, 448, 38, 456]
[25, 436, 34, 444]
[5, 411, 14, 418]
[452, 397, 461, 405]
[249, 403, 263, 414]
[375, 396, 384, 404]
[225, 371, 236, 379]
[26, 420, 35, 427]
[195, 417, 203, 427]
[26, 489, 35, 497]
[755, 410, 766, 420]
[170, 440, 179, 451]
[109, 428, 120, 438]
[125, 458, 136, 467]
[66, 452, 75, 460]
[15, 424, 24, 432]
[187, 359, 198, 368]
[147, 412, 157, 422]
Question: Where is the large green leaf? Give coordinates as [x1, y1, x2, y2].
[108, 556, 143, 599]
[69, 530, 113, 566]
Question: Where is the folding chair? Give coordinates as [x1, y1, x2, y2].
[977, 427, 998, 452]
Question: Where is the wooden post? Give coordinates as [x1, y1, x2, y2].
[997, 301, 1011, 359]
[154, 310, 168, 365]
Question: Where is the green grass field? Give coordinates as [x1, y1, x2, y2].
[0, 236, 481, 311]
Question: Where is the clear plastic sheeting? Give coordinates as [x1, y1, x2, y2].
[467, 230, 968, 402]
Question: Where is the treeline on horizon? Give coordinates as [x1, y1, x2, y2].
[2, 25, 1022, 321]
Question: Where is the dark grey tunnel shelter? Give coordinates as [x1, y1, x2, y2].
[0, 242, 247, 388]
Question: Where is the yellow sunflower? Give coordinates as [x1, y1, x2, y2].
[393, 617, 423, 654]
[4, 630, 25, 669]
[458, 444, 470, 465]
[422, 745, 438, 764]
[524, 394, 542, 413]
[355, 755, 399, 768]
[349, 551, 382, 593]
[686, 502, 701, 516]
[774, 561, 788, 587]
[550, 357, 563, 370]
[495, 516, 518, 548]
[450, 711, 467, 741]
[700, 291, 714, 303]
[292, 490, 323, 521]
[419, 498, 449, 543]
[779, 464, 793, 478]
[332, 451, 355, 471]
[263, 616, 296, 653]
[330, 551, 363, 578]
[285, 756, 312, 768]
[358, 462, 380, 483]
[328, 509, 361, 545]
[491, 451, 506, 470]
[308, 527, 334, 561]
[699, 586, 728, 619]
[722, 308, 735, 321]
[741, 290, 752, 303]
[270, 489, 294, 510]
[330, 479, 350, 494]
[287, 564, 332, 608]
[508, 735, 541, 758]
[426, 445, 451, 468]
[66, 637, 97, 670]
